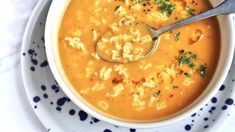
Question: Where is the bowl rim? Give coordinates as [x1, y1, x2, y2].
[45, 0, 235, 128]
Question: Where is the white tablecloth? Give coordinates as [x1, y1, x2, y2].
[0, 0, 234, 131]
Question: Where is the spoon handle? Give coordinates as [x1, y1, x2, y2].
[154, 0, 235, 35]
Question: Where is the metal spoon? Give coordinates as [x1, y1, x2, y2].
[96, 0, 235, 63]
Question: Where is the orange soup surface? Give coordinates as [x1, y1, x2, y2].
[58, 0, 220, 121]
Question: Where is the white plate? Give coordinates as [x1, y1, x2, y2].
[21, 0, 235, 132]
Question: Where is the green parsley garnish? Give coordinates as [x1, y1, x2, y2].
[131, 0, 144, 3]
[173, 32, 180, 41]
[161, 2, 175, 16]
[178, 50, 196, 68]
[114, 5, 120, 12]
[156, 0, 163, 4]
[189, 52, 199, 59]
[157, 0, 176, 16]
[184, 73, 191, 78]
[199, 64, 207, 78]
[152, 36, 159, 41]
[153, 90, 161, 97]
[186, 6, 195, 16]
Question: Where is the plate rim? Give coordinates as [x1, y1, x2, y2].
[21, 0, 53, 131]
[20, 0, 235, 131]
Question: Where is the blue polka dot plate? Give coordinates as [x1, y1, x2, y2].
[21, 0, 235, 132]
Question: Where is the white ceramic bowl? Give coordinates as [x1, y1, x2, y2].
[45, 0, 235, 128]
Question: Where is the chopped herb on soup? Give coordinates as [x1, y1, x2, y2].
[114, 5, 120, 12]
[186, 6, 195, 16]
[153, 90, 161, 97]
[158, 0, 176, 16]
[178, 51, 195, 67]
[185, 73, 191, 78]
[199, 64, 207, 77]
[152, 36, 159, 41]
[173, 32, 180, 41]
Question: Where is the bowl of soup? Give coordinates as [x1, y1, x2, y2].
[45, 0, 235, 128]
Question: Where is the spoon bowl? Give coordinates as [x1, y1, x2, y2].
[96, 24, 161, 63]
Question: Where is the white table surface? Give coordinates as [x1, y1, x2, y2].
[0, 0, 234, 131]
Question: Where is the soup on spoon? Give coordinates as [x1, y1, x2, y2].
[96, 24, 157, 63]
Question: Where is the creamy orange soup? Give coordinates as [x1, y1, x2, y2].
[58, 0, 220, 121]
